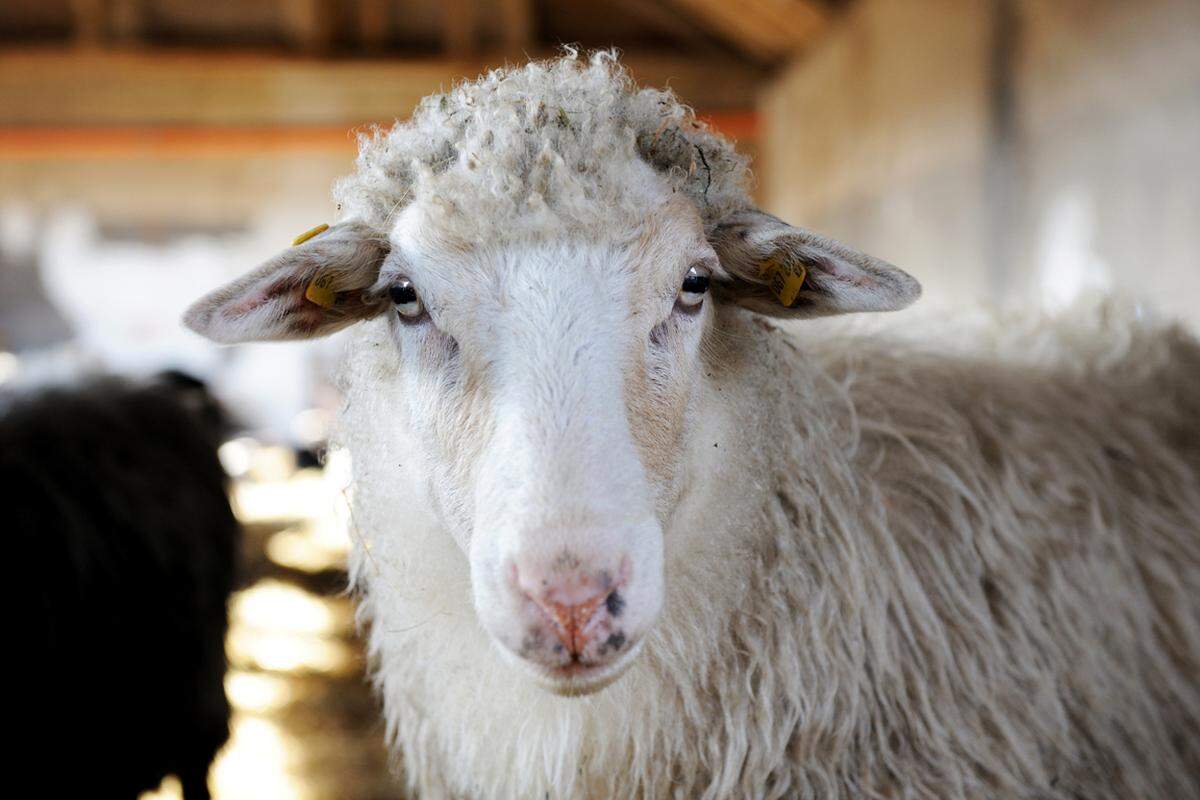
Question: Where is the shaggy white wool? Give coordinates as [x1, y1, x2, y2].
[323, 54, 1200, 799]
[340, 298, 1200, 799]
[332, 50, 751, 240]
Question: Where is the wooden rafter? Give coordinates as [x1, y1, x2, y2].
[611, 0, 730, 58]
[0, 111, 759, 160]
[281, 0, 335, 54]
[356, 0, 391, 52]
[0, 48, 764, 126]
[664, 0, 827, 63]
[497, 0, 534, 56]
[69, 0, 108, 46]
[443, 0, 477, 59]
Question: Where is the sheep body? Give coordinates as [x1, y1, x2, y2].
[320, 53, 1200, 799]
[6, 373, 239, 800]
[339, 297, 1200, 799]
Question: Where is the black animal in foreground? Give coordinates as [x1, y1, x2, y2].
[5, 371, 240, 799]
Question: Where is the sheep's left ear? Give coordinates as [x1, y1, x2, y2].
[708, 208, 921, 318]
[183, 221, 390, 344]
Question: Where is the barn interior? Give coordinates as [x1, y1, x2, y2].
[1, 1, 1197, 798]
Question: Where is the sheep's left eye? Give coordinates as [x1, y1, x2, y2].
[679, 266, 710, 307]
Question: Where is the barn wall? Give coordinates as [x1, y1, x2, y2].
[760, 0, 1200, 323]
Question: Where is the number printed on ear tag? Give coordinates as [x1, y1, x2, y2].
[761, 256, 808, 307]
[305, 273, 337, 308]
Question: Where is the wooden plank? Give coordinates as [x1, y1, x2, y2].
[0, 48, 765, 125]
[0, 113, 758, 160]
[109, 0, 146, 44]
[70, 0, 108, 46]
[356, 0, 391, 52]
[443, 0, 476, 58]
[0, 125, 360, 159]
[281, 0, 335, 55]
[0, 115, 759, 227]
[664, 0, 826, 63]
[496, 0, 534, 56]
[610, 0, 730, 59]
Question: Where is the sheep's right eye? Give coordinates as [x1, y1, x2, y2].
[678, 265, 711, 308]
[388, 279, 424, 318]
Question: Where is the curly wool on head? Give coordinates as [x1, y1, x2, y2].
[332, 50, 753, 237]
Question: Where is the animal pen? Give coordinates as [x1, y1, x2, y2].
[1, 1, 1198, 798]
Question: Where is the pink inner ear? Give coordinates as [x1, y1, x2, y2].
[290, 306, 329, 336]
[225, 292, 272, 318]
[808, 254, 875, 289]
[224, 276, 303, 319]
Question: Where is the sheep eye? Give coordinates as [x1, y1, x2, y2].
[388, 278, 424, 318]
[678, 266, 710, 307]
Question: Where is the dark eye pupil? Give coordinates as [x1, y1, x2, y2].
[682, 274, 710, 294]
[389, 284, 417, 305]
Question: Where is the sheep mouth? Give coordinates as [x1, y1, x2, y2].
[514, 638, 644, 697]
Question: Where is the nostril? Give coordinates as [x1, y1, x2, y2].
[605, 588, 625, 618]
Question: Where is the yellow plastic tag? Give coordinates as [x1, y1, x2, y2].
[292, 223, 330, 247]
[305, 273, 337, 309]
[761, 256, 808, 308]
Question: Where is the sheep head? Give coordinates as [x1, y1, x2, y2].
[183, 53, 920, 696]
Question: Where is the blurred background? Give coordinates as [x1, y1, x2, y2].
[0, 1, 1196, 798]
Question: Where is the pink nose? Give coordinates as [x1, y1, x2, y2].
[530, 591, 605, 655]
[515, 562, 626, 657]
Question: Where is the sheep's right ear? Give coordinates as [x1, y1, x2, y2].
[183, 221, 390, 343]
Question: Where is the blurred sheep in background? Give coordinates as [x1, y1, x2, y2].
[5, 371, 240, 800]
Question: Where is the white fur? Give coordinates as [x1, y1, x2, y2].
[341, 297, 1200, 799]
[332, 50, 750, 240]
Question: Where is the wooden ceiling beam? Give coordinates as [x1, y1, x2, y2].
[280, 0, 336, 55]
[67, 0, 147, 47]
[0, 47, 766, 126]
[497, 0, 534, 57]
[443, 0, 477, 59]
[356, 0, 391, 52]
[0, 111, 759, 160]
[663, 0, 827, 63]
[69, 0, 108, 47]
[109, 0, 146, 44]
[611, 0, 730, 59]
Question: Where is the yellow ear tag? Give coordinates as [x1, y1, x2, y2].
[292, 223, 330, 247]
[305, 273, 337, 309]
[761, 256, 808, 308]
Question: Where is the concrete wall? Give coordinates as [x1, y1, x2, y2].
[760, 0, 1200, 323]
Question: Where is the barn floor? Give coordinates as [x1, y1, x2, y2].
[140, 452, 402, 800]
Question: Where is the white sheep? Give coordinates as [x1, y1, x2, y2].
[184, 52, 1200, 799]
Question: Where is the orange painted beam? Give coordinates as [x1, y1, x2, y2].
[0, 114, 759, 160]
[700, 111, 760, 142]
[0, 125, 361, 159]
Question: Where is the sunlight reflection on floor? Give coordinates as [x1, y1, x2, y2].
[140, 444, 398, 800]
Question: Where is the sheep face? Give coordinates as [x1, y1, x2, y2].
[183, 193, 921, 699]
[182, 193, 922, 696]
[364, 188, 715, 694]
[183, 56, 922, 697]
